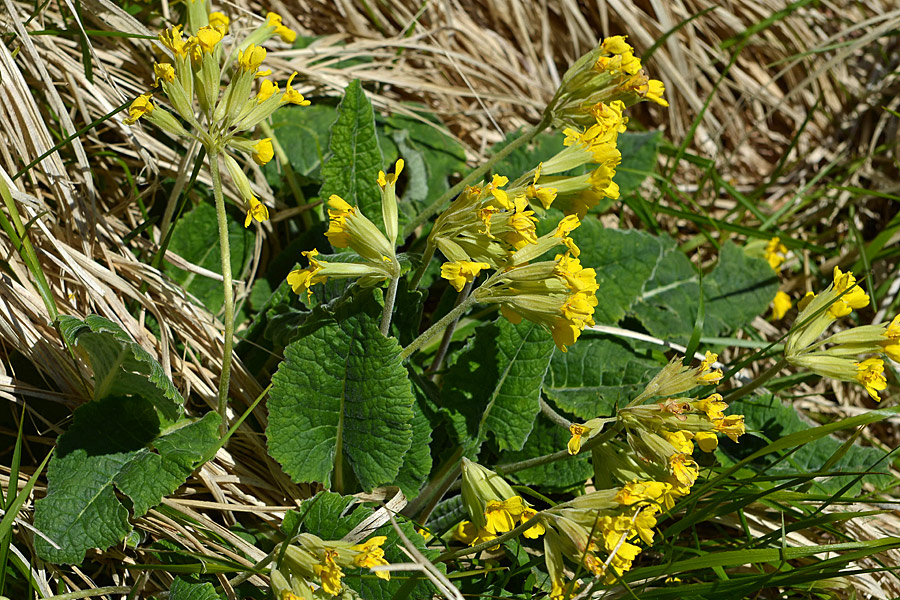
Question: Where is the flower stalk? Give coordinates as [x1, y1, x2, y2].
[209, 150, 235, 437]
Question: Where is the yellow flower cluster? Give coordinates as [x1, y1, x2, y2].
[125, 8, 309, 228]
[269, 533, 390, 599]
[785, 267, 891, 400]
[470, 217, 599, 351]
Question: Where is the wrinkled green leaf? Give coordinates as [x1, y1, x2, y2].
[319, 80, 384, 231]
[614, 131, 662, 196]
[499, 414, 592, 490]
[58, 314, 184, 422]
[544, 334, 662, 419]
[632, 240, 778, 343]
[302, 492, 440, 600]
[442, 317, 555, 452]
[267, 312, 414, 490]
[571, 219, 667, 324]
[394, 390, 433, 499]
[33, 398, 219, 564]
[169, 577, 224, 600]
[164, 202, 251, 316]
[268, 104, 338, 181]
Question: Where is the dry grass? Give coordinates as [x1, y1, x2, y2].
[1, 0, 899, 597]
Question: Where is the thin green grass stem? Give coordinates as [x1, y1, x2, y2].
[723, 358, 788, 403]
[208, 150, 236, 438]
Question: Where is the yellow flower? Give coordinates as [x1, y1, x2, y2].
[312, 550, 344, 596]
[567, 423, 588, 455]
[500, 196, 539, 249]
[282, 72, 311, 106]
[883, 315, 900, 361]
[645, 79, 669, 106]
[830, 266, 869, 318]
[693, 392, 727, 421]
[238, 44, 267, 72]
[520, 507, 545, 539]
[765, 237, 788, 270]
[153, 62, 175, 85]
[696, 351, 723, 384]
[856, 358, 887, 401]
[251, 138, 274, 166]
[772, 290, 792, 320]
[266, 11, 297, 43]
[662, 430, 694, 454]
[351, 536, 390, 580]
[694, 431, 719, 453]
[669, 453, 699, 487]
[441, 260, 491, 292]
[194, 25, 223, 53]
[614, 480, 671, 507]
[159, 25, 189, 57]
[488, 174, 512, 209]
[484, 500, 517, 534]
[123, 93, 154, 125]
[287, 249, 327, 299]
[257, 79, 279, 103]
[244, 196, 269, 227]
[377, 158, 404, 189]
[714, 414, 746, 442]
[601, 35, 633, 55]
[209, 11, 229, 34]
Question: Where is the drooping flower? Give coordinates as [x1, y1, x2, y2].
[251, 138, 274, 165]
[856, 358, 887, 401]
[772, 290, 792, 320]
[123, 93, 154, 124]
[441, 260, 491, 292]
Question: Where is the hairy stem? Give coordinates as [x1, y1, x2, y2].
[209, 150, 235, 437]
[400, 295, 478, 360]
[408, 240, 435, 291]
[380, 275, 400, 336]
[426, 281, 473, 374]
[402, 115, 551, 238]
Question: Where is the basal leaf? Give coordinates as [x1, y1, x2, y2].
[59, 314, 183, 422]
[268, 104, 338, 181]
[267, 312, 414, 490]
[498, 414, 592, 490]
[164, 202, 251, 315]
[394, 389, 433, 500]
[301, 491, 440, 600]
[615, 131, 662, 196]
[442, 317, 555, 452]
[544, 334, 662, 419]
[632, 240, 778, 343]
[33, 398, 219, 564]
[571, 220, 667, 324]
[319, 80, 385, 231]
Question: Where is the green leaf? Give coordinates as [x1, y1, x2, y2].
[169, 577, 224, 600]
[615, 131, 662, 196]
[33, 398, 219, 564]
[394, 388, 434, 499]
[268, 104, 338, 180]
[544, 334, 662, 419]
[442, 317, 555, 452]
[319, 80, 385, 231]
[632, 240, 778, 343]
[498, 414, 592, 490]
[302, 492, 440, 600]
[726, 394, 893, 494]
[58, 314, 183, 422]
[267, 312, 415, 490]
[164, 202, 251, 316]
[571, 220, 667, 324]
[382, 114, 466, 217]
